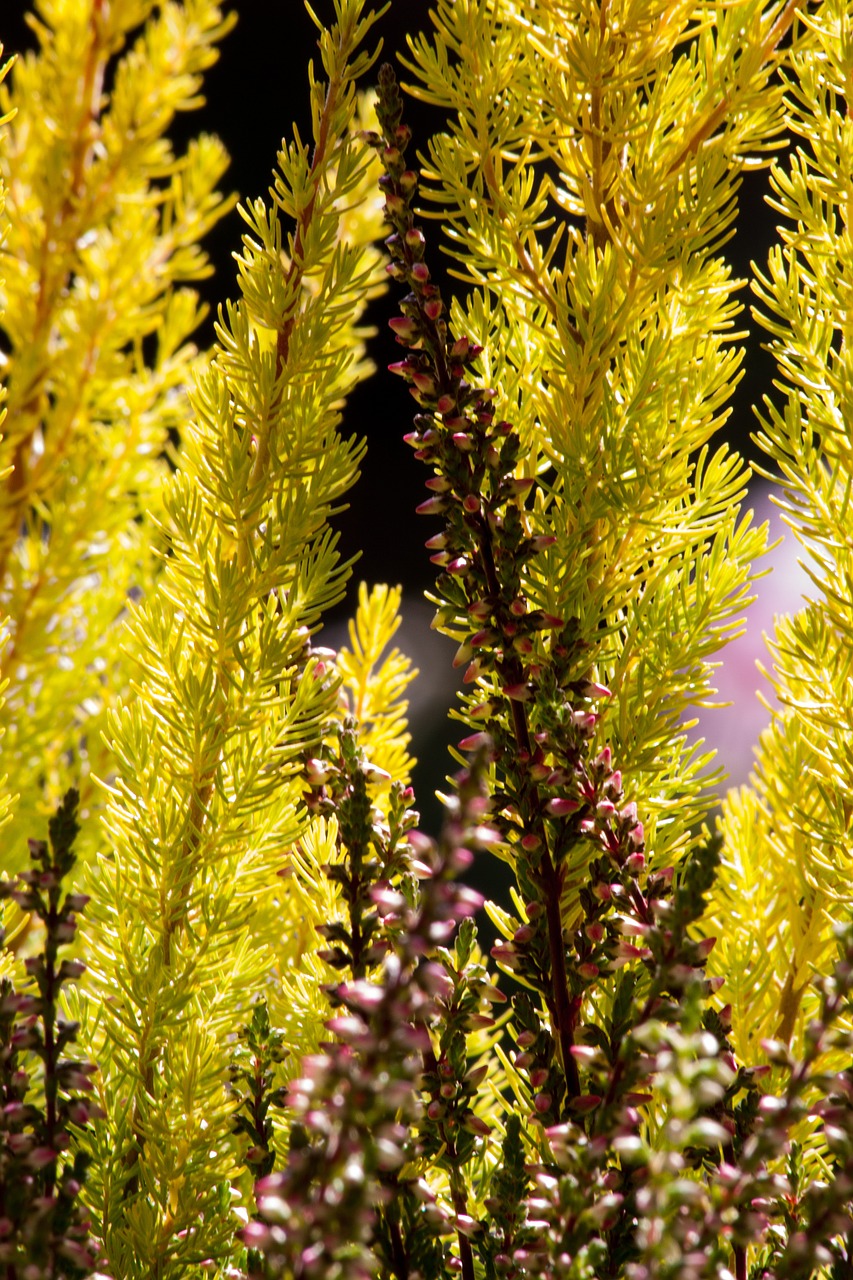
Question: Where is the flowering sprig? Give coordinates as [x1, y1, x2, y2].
[243, 746, 496, 1280]
[306, 717, 419, 981]
[231, 1000, 288, 1183]
[366, 62, 660, 1116]
[0, 788, 104, 1278]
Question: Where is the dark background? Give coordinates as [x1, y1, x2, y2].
[0, 1, 788, 833]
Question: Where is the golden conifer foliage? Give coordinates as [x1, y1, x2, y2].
[0, 0, 235, 867]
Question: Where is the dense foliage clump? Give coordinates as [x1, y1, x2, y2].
[1, 1, 852, 1276]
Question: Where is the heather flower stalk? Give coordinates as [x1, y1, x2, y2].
[367, 61, 653, 1116]
[245, 741, 497, 1280]
[0, 789, 103, 1278]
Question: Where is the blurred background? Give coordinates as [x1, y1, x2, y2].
[0, 0, 809, 836]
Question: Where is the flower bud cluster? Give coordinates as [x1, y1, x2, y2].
[0, 789, 104, 1277]
[418, 909, 505, 1177]
[245, 745, 499, 1279]
[369, 62, 662, 1113]
[229, 1000, 288, 1185]
[305, 718, 420, 980]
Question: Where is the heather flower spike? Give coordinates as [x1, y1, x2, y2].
[0, 790, 104, 1276]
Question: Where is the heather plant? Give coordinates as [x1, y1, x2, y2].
[0, 0, 853, 1278]
[0, 789, 102, 1277]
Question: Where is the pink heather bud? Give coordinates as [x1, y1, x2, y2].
[458, 731, 491, 751]
[469, 700, 495, 720]
[424, 532, 448, 549]
[451, 431, 474, 451]
[437, 393, 455, 413]
[592, 882, 612, 901]
[508, 476, 535, 497]
[585, 921, 605, 943]
[430, 552, 450, 566]
[696, 935, 717, 959]
[597, 799, 617, 819]
[447, 556, 469, 575]
[586, 682, 612, 698]
[467, 598, 492, 620]
[629, 822, 645, 847]
[534, 1093, 553, 1113]
[513, 636, 534, 655]
[425, 475, 451, 492]
[325, 1015, 368, 1040]
[596, 746, 612, 769]
[424, 298, 443, 320]
[463, 659, 482, 684]
[412, 372, 437, 395]
[388, 360, 414, 379]
[389, 316, 419, 340]
[462, 494, 480, 513]
[471, 628, 497, 647]
[530, 535, 558, 551]
[569, 1045, 599, 1064]
[405, 227, 426, 251]
[625, 851, 645, 874]
[605, 770, 623, 794]
[621, 800, 638, 824]
[411, 260, 429, 282]
[440, 1081, 456, 1099]
[416, 496, 447, 516]
[427, 1100, 445, 1120]
[568, 1094, 602, 1114]
[520, 833, 541, 852]
[470, 825, 500, 851]
[517, 1030, 537, 1049]
[463, 1115, 492, 1137]
[26, 1147, 57, 1170]
[454, 1214, 482, 1238]
[383, 145, 402, 166]
[529, 761, 551, 780]
[466, 1013, 496, 1030]
[491, 944, 520, 970]
[529, 1067, 549, 1089]
[453, 642, 474, 669]
[502, 682, 531, 701]
[456, 883, 487, 913]
[618, 916, 649, 938]
[510, 597, 527, 616]
[611, 941, 650, 967]
[305, 756, 331, 785]
[573, 710, 598, 730]
[579, 962, 600, 979]
[514, 924, 535, 946]
[400, 169, 418, 195]
[546, 797, 580, 817]
[718, 1003, 733, 1030]
[371, 886, 406, 913]
[451, 335, 471, 358]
